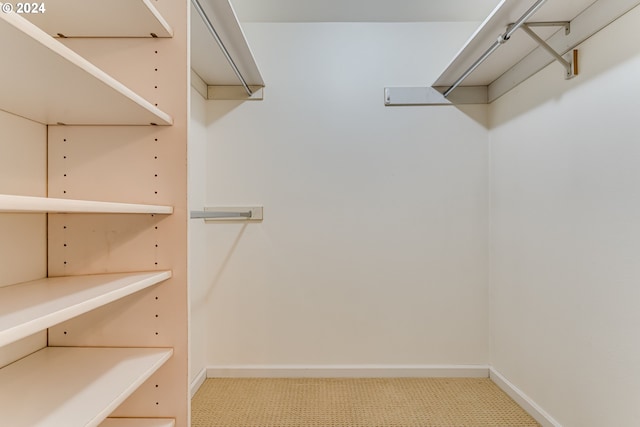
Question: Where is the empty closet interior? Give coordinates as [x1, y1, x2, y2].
[189, 1, 640, 427]
[2, 0, 640, 426]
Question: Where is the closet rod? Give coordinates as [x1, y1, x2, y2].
[191, 0, 253, 96]
[443, 0, 548, 97]
[190, 210, 252, 219]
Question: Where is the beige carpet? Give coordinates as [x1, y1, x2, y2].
[191, 377, 540, 427]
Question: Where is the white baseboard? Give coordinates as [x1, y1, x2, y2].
[190, 367, 207, 397]
[489, 368, 562, 427]
[206, 364, 490, 378]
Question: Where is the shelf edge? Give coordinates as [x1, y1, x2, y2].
[0, 347, 174, 427]
[0, 271, 172, 348]
[0, 194, 173, 214]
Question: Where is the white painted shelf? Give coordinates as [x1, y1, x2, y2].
[0, 8, 173, 125]
[100, 419, 175, 427]
[0, 271, 172, 347]
[191, 0, 264, 98]
[432, 0, 640, 102]
[0, 346, 173, 427]
[0, 194, 173, 214]
[24, 0, 173, 38]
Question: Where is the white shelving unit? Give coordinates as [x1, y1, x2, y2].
[0, 347, 173, 427]
[190, 0, 265, 100]
[0, 8, 173, 125]
[0, 271, 171, 347]
[0, 195, 173, 214]
[0, 0, 187, 424]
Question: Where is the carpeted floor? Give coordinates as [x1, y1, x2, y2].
[191, 377, 540, 427]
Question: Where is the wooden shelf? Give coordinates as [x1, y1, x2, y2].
[432, 0, 640, 102]
[24, 0, 173, 38]
[0, 10, 173, 125]
[100, 419, 175, 427]
[0, 195, 173, 214]
[0, 271, 171, 347]
[0, 346, 173, 427]
[191, 0, 264, 98]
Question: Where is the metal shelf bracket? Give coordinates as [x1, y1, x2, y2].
[519, 22, 578, 79]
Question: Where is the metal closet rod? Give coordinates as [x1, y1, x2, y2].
[191, 0, 253, 96]
[443, 0, 549, 98]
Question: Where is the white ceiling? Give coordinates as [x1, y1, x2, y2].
[230, 0, 503, 23]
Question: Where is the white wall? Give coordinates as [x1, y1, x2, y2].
[198, 22, 490, 368]
[489, 5, 640, 426]
[189, 85, 209, 385]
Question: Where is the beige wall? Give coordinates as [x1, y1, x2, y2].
[0, 111, 47, 368]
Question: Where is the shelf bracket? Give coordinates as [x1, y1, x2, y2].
[518, 22, 578, 79]
[520, 21, 571, 35]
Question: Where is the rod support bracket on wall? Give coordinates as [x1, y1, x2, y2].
[190, 206, 264, 222]
[518, 22, 578, 79]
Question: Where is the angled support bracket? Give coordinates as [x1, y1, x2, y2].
[517, 22, 578, 79]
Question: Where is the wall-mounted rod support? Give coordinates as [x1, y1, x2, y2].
[191, 0, 253, 96]
[520, 24, 577, 79]
[443, 0, 548, 97]
[190, 210, 252, 219]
